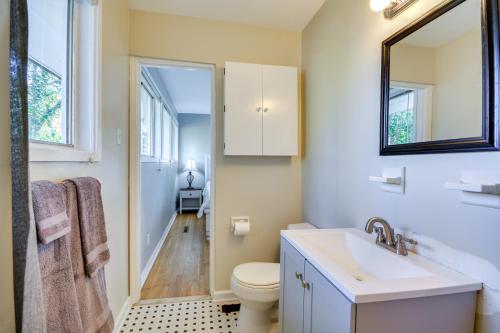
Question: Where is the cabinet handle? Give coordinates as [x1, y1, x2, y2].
[263, 107, 269, 113]
[302, 281, 310, 290]
[295, 272, 303, 280]
[256, 107, 262, 112]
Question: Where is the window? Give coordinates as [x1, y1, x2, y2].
[28, 0, 72, 144]
[388, 88, 416, 145]
[389, 82, 434, 145]
[172, 121, 179, 162]
[28, 0, 101, 162]
[161, 105, 172, 162]
[140, 71, 179, 163]
[141, 85, 155, 157]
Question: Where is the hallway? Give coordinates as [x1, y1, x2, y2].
[141, 213, 209, 300]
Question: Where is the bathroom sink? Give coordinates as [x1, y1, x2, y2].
[281, 228, 482, 303]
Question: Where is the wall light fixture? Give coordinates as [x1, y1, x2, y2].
[370, 0, 420, 19]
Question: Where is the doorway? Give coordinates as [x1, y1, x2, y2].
[130, 57, 216, 302]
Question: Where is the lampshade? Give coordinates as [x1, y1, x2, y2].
[184, 159, 197, 171]
[370, 0, 392, 12]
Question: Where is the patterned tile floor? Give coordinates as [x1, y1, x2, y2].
[119, 299, 239, 333]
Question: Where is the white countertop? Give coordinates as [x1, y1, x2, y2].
[281, 228, 482, 304]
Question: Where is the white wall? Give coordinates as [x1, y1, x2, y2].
[29, 0, 131, 320]
[178, 113, 211, 190]
[141, 162, 178, 273]
[433, 31, 482, 140]
[0, 0, 15, 331]
[301, 1, 500, 332]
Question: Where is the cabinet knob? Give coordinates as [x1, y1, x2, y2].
[295, 272, 303, 280]
[263, 107, 269, 113]
[256, 107, 262, 112]
[302, 281, 310, 290]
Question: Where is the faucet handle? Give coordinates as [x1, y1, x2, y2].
[395, 234, 418, 256]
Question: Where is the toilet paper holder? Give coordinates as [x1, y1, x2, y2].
[231, 216, 250, 236]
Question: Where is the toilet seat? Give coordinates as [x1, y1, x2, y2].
[232, 262, 280, 290]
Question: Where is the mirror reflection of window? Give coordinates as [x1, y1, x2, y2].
[388, 0, 482, 146]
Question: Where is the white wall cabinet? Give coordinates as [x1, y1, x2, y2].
[224, 62, 298, 156]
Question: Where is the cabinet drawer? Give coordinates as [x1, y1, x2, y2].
[180, 190, 201, 198]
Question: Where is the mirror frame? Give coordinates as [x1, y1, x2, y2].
[380, 0, 500, 155]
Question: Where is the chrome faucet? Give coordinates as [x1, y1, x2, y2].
[365, 217, 417, 256]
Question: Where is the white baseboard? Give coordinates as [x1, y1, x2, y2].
[141, 212, 177, 286]
[212, 290, 238, 303]
[113, 297, 132, 333]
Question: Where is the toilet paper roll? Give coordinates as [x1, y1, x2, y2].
[232, 222, 250, 236]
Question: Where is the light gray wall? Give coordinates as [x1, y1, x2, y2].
[301, 0, 500, 331]
[141, 162, 178, 273]
[178, 113, 211, 190]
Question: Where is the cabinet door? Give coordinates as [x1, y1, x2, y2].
[303, 261, 355, 333]
[224, 62, 263, 155]
[280, 240, 306, 333]
[262, 65, 298, 156]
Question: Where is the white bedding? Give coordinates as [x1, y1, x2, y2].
[197, 181, 210, 219]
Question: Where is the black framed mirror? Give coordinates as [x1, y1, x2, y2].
[380, 0, 500, 155]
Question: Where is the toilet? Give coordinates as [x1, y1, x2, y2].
[231, 223, 317, 333]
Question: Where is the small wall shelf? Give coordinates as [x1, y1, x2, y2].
[369, 176, 402, 185]
[446, 170, 500, 209]
[445, 182, 500, 195]
[369, 167, 406, 194]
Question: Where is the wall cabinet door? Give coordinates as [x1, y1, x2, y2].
[280, 240, 306, 333]
[224, 62, 263, 155]
[224, 62, 298, 156]
[262, 65, 298, 156]
[303, 261, 355, 333]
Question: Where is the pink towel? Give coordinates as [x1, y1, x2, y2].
[62, 180, 114, 333]
[68, 177, 110, 277]
[32, 180, 71, 244]
[32, 181, 83, 332]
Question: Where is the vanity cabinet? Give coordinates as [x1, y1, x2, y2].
[224, 62, 298, 156]
[280, 236, 477, 333]
[280, 240, 354, 333]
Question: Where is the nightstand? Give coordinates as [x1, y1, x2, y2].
[179, 188, 202, 214]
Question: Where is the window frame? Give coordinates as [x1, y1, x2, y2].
[29, 0, 102, 163]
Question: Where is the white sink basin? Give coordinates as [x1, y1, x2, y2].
[281, 228, 482, 303]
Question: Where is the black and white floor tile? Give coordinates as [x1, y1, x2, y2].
[120, 300, 239, 333]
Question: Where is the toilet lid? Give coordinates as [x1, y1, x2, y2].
[233, 262, 280, 289]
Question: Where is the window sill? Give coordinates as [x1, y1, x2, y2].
[29, 142, 101, 163]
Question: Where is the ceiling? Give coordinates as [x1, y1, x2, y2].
[400, 0, 480, 49]
[148, 66, 212, 115]
[128, 0, 325, 31]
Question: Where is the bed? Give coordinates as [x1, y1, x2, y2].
[197, 154, 211, 240]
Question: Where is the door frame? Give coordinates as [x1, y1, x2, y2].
[129, 56, 217, 302]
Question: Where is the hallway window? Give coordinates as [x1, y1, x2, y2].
[141, 84, 155, 157]
[161, 105, 172, 161]
[28, 0, 102, 162]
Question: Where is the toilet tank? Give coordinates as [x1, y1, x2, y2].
[287, 223, 317, 230]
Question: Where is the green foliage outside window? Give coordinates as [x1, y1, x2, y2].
[389, 110, 414, 145]
[28, 58, 64, 144]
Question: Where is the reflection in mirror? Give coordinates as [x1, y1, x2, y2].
[388, 0, 482, 145]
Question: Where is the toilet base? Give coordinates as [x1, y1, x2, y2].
[237, 300, 275, 333]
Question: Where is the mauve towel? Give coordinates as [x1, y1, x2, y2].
[69, 177, 110, 277]
[62, 181, 114, 333]
[32, 181, 71, 244]
[33, 181, 84, 332]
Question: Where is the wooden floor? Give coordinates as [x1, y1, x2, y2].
[141, 213, 209, 300]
